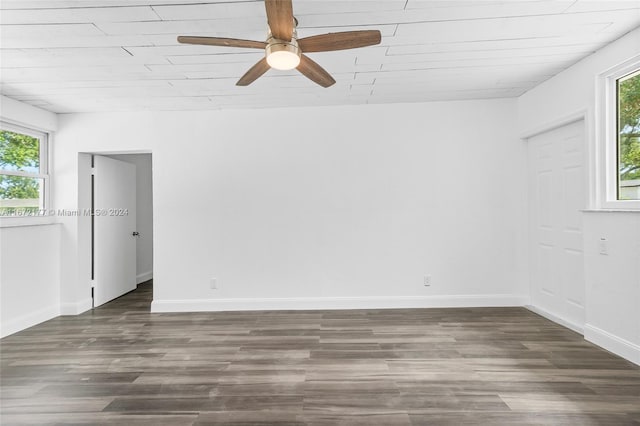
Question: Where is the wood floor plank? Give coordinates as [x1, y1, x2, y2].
[1, 281, 639, 425]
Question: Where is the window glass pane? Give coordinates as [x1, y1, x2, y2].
[618, 70, 640, 200]
[0, 175, 44, 216]
[0, 129, 40, 173]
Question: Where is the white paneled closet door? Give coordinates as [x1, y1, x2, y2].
[528, 120, 586, 331]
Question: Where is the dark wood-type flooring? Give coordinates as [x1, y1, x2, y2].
[1, 282, 640, 425]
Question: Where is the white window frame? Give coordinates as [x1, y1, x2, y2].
[597, 55, 640, 210]
[0, 121, 50, 217]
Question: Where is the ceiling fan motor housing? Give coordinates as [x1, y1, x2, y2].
[265, 38, 301, 69]
[265, 36, 301, 70]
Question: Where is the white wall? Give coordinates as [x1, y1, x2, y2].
[54, 98, 528, 312]
[107, 154, 153, 284]
[0, 97, 61, 337]
[583, 212, 640, 365]
[0, 225, 61, 337]
[518, 27, 640, 140]
[518, 27, 640, 364]
[53, 115, 154, 313]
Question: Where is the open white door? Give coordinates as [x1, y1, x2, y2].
[93, 155, 137, 307]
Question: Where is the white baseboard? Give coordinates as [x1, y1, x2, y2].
[136, 270, 153, 285]
[0, 305, 60, 338]
[60, 298, 93, 315]
[525, 305, 639, 366]
[525, 305, 584, 334]
[151, 294, 528, 313]
[584, 324, 640, 366]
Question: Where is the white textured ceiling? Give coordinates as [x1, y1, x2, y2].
[1, 0, 639, 113]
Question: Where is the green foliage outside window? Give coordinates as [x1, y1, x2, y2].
[619, 72, 640, 182]
[0, 130, 40, 172]
[0, 130, 42, 215]
[0, 175, 40, 201]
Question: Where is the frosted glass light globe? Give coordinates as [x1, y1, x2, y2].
[267, 50, 300, 70]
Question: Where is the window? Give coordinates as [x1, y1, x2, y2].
[599, 56, 640, 209]
[0, 122, 49, 217]
[617, 70, 640, 201]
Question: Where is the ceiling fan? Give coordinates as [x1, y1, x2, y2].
[177, 0, 381, 88]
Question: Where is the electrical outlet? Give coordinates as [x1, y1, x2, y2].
[423, 275, 431, 286]
[210, 278, 217, 289]
[598, 238, 608, 256]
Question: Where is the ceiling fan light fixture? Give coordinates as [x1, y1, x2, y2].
[266, 40, 301, 70]
[177, 0, 381, 87]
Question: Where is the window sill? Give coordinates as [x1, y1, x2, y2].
[582, 209, 640, 213]
[0, 215, 58, 228]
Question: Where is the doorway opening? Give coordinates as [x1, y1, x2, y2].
[81, 153, 153, 309]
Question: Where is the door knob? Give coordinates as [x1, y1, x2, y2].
[132, 231, 140, 236]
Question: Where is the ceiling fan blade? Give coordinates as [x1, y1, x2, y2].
[298, 30, 382, 53]
[177, 36, 267, 49]
[236, 57, 271, 86]
[265, 0, 293, 41]
[296, 54, 336, 88]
